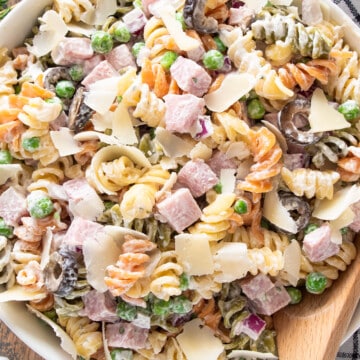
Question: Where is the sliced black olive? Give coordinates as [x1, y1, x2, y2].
[183, 0, 218, 34]
[279, 192, 311, 232]
[68, 87, 94, 133]
[44, 247, 78, 297]
[279, 98, 323, 145]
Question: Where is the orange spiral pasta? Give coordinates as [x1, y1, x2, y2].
[104, 235, 157, 297]
[337, 145, 360, 181]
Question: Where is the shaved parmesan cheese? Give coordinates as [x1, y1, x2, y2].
[74, 130, 122, 145]
[28, 10, 67, 57]
[226, 141, 251, 160]
[27, 305, 77, 359]
[273, 0, 293, 5]
[309, 88, 351, 132]
[69, 190, 104, 221]
[213, 242, 251, 282]
[0, 285, 47, 302]
[243, 0, 268, 12]
[0, 164, 22, 185]
[50, 127, 82, 156]
[83, 228, 121, 292]
[329, 208, 355, 244]
[155, 127, 194, 158]
[189, 142, 212, 160]
[112, 102, 138, 145]
[175, 234, 214, 276]
[88, 76, 120, 93]
[84, 90, 117, 115]
[91, 111, 113, 131]
[66, 22, 95, 37]
[283, 240, 301, 286]
[159, 8, 201, 51]
[228, 350, 278, 359]
[93, 0, 118, 25]
[40, 228, 53, 270]
[204, 73, 256, 112]
[263, 190, 298, 233]
[220, 168, 236, 194]
[176, 319, 224, 360]
[313, 185, 360, 220]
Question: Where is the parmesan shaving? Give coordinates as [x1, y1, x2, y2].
[0, 285, 47, 302]
[243, 0, 268, 12]
[175, 234, 214, 276]
[176, 319, 224, 360]
[111, 102, 138, 145]
[263, 190, 298, 233]
[213, 242, 251, 282]
[283, 240, 301, 286]
[50, 127, 82, 156]
[313, 185, 360, 220]
[329, 208, 355, 244]
[309, 88, 351, 132]
[40, 228, 53, 270]
[69, 191, 105, 221]
[226, 141, 251, 160]
[91, 111, 113, 131]
[74, 130, 122, 145]
[27, 305, 77, 359]
[27, 10, 68, 57]
[159, 7, 201, 51]
[84, 90, 117, 115]
[204, 73, 256, 112]
[155, 127, 194, 158]
[220, 168, 236, 194]
[0, 164, 23, 185]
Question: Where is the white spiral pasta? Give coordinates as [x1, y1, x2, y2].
[150, 250, 183, 301]
[53, 0, 96, 23]
[247, 247, 284, 277]
[0, 236, 13, 286]
[0, 61, 17, 95]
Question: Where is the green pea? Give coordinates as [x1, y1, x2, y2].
[22, 137, 40, 152]
[175, 12, 186, 30]
[160, 51, 179, 70]
[55, 80, 76, 99]
[132, 41, 145, 57]
[234, 199, 248, 214]
[214, 36, 227, 53]
[110, 349, 133, 360]
[152, 298, 171, 316]
[179, 273, 190, 291]
[202, 49, 224, 70]
[28, 196, 54, 219]
[247, 98, 265, 120]
[91, 30, 113, 54]
[213, 183, 222, 194]
[304, 223, 319, 235]
[305, 272, 327, 294]
[69, 64, 84, 81]
[286, 286, 302, 304]
[113, 24, 131, 43]
[0, 218, 13, 238]
[338, 100, 360, 121]
[0, 150, 12, 164]
[171, 295, 192, 314]
[116, 299, 137, 321]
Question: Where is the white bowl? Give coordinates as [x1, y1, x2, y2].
[0, 0, 360, 359]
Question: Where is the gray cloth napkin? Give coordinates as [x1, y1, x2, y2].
[333, 1, 360, 357]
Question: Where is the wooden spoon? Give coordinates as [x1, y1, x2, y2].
[273, 239, 360, 360]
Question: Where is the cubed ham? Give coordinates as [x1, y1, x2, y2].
[177, 159, 218, 197]
[51, 38, 94, 66]
[0, 187, 27, 226]
[82, 54, 105, 75]
[229, 7, 255, 29]
[350, 201, 360, 232]
[302, 223, 340, 262]
[207, 150, 238, 177]
[80, 290, 118, 322]
[81, 60, 119, 89]
[62, 217, 104, 247]
[164, 94, 205, 133]
[250, 281, 291, 316]
[123, 8, 147, 34]
[105, 45, 136, 71]
[301, 0, 323, 25]
[106, 322, 149, 350]
[186, 43, 206, 62]
[240, 273, 274, 300]
[156, 188, 202, 232]
[170, 56, 211, 97]
[63, 178, 98, 204]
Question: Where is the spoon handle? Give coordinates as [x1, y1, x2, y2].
[273, 240, 360, 360]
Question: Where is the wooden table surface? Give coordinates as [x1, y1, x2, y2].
[0, 3, 43, 360]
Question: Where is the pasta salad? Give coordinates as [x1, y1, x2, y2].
[0, 0, 360, 359]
